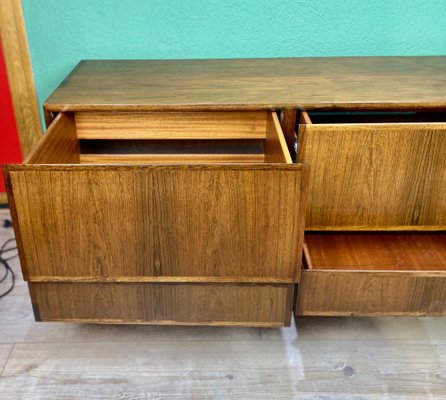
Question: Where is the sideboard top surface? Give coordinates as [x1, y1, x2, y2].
[44, 57, 446, 112]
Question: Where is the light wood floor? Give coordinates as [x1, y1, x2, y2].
[0, 208, 445, 399]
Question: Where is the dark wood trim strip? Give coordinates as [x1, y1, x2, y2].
[8, 163, 306, 172]
[26, 276, 298, 283]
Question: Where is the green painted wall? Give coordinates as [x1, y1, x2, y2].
[22, 0, 446, 122]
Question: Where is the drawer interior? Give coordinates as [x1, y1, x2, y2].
[78, 139, 266, 163]
[303, 111, 446, 125]
[27, 111, 292, 165]
[303, 232, 446, 271]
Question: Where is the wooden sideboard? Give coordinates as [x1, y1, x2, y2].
[4, 57, 446, 326]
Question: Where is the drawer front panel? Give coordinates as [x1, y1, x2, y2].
[296, 270, 446, 316]
[7, 164, 307, 282]
[299, 122, 446, 230]
[29, 282, 293, 326]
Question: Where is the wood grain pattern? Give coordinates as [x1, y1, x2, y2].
[7, 164, 307, 282]
[44, 58, 446, 113]
[75, 111, 269, 139]
[298, 230, 446, 316]
[9, 57, 446, 325]
[304, 232, 446, 271]
[28, 282, 293, 326]
[296, 270, 446, 316]
[298, 114, 446, 229]
[0, 0, 42, 155]
[24, 113, 79, 164]
[77, 111, 292, 164]
[264, 112, 292, 163]
[2, 166, 31, 282]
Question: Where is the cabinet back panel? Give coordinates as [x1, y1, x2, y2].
[75, 111, 268, 140]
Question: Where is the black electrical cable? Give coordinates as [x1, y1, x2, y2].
[0, 237, 17, 299]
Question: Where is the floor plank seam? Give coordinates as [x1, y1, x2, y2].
[0, 344, 15, 377]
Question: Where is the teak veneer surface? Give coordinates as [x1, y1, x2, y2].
[298, 115, 446, 230]
[29, 282, 293, 326]
[304, 232, 446, 271]
[75, 111, 268, 140]
[44, 57, 446, 112]
[24, 113, 79, 164]
[7, 164, 307, 282]
[296, 270, 446, 316]
[8, 57, 446, 324]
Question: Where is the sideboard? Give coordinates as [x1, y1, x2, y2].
[4, 57, 446, 326]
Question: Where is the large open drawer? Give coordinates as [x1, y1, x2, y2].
[4, 110, 308, 326]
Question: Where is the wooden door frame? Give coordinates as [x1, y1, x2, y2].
[0, 0, 41, 204]
[0, 0, 42, 156]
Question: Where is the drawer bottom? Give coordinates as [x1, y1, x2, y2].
[28, 282, 294, 327]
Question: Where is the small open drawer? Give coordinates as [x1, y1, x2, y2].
[296, 232, 446, 316]
[297, 111, 446, 230]
[4, 111, 307, 284]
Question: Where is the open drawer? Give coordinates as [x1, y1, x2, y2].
[296, 232, 446, 316]
[4, 111, 308, 284]
[4, 110, 307, 326]
[297, 111, 446, 230]
[295, 110, 446, 316]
